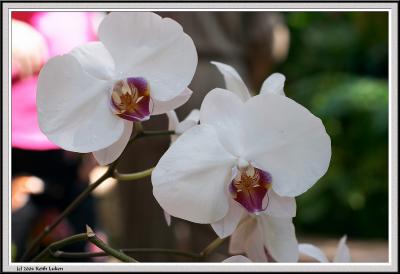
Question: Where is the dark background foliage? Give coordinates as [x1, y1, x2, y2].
[275, 12, 388, 239]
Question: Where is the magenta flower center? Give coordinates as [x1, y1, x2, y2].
[229, 165, 272, 213]
[110, 77, 152, 122]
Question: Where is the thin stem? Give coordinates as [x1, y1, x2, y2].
[33, 230, 137, 263]
[20, 126, 149, 262]
[53, 248, 201, 260]
[21, 169, 113, 262]
[114, 167, 154, 181]
[87, 233, 137, 262]
[140, 130, 175, 138]
[52, 251, 105, 259]
[200, 237, 227, 260]
[122, 248, 201, 260]
[20, 125, 173, 262]
[32, 233, 88, 262]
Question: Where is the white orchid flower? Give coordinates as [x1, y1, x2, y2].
[151, 60, 331, 260]
[298, 235, 351, 263]
[209, 62, 301, 262]
[37, 12, 197, 165]
[222, 255, 252, 263]
[229, 215, 298, 262]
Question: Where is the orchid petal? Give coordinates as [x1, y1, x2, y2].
[175, 109, 200, 134]
[262, 189, 296, 218]
[164, 211, 172, 226]
[152, 125, 236, 223]
[167, 109, 200, 143]
[260, 73, 286, 96]
[245, 226, 269, 262]
[211, 198, 245, 238]
[69, 41, 115, 81]
[242, 94, 331, 197]
[152, 88, 193, 116]
[92, 121, 133, 166]
[258, 216, 299, 262]
[333, 235, 351, 262]
[167, 110, 180, 143]
[37, 55, 124, 153]
[200, 88, 245, 157]
[98, 12, 197, 101]
[211, 61, 251, 101]
[167, 110, 179, 131]
[223, 255, 252, 263]
[229, 216, 256, 254]
[298, 243, 329, 262]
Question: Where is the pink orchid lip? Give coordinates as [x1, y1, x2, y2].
[229, 165, 272, 214]
[110, 77, 152, 122]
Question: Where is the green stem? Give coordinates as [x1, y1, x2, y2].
[20, 126, 174, 262]
[53, 248, 201, 260]
[87, 232, 137, 262]
[140, 130, 175, 138]
[200, 237, 227, 260]
[114, 167, 154, 181]
[122, 248, 201, 259]
[21, 128, 147, 262]
[21, 169, 113, 262]
[33, 230, 137, 263]
[32, 233, 88, 262]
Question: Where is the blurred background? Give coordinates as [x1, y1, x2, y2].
[11, 11, 389, 262]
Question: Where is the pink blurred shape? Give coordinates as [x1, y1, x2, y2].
[12, 12, 98, 150]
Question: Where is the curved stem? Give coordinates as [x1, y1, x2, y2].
[200, 237, 227, 260]
[32, 233, 87, 262]
[20, 125, 174, 262]
[20, 127, 146, 262]
[122, 248, 201, 260]
[87, 232, 137, 262]
[114, 167, 154, 181]
[21, 169, 113, 262]
[32, 230, 137, 263]
[53, 248, 201, 260]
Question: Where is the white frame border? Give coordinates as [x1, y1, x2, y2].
[2, 2, 398, 272]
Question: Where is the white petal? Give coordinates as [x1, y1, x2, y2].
[211, 61, 251, 101]
[333, 235, 351, 262]
[245, 226, 269, 262]
[260, 73, 286, 96]
[164, 211, 172, 226]
[92, 121, 133, 166]
[152, 88, 193, 116]
[200, 88, 245, 157]
[258, 216, 299, 262]
[69, 41, 115, 80]
[223, 255, 252, 263]
[242, 94, 331, 197]
[98, 12, 197, 101]
[229, 216, 255, 254]
[211, 199, 245, 238]
[262, 189, 296, 218]
[175, 109, 200, 134]
[298, 243, 329, 263]
[152, 124, 236, 223]
[167, 110, 179, 130]
[37, 55, 124, 153]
